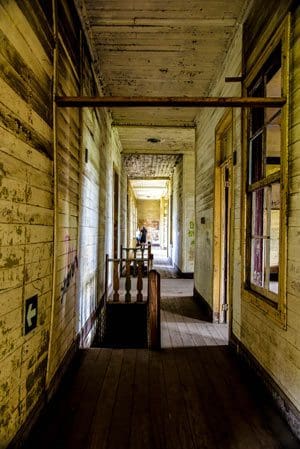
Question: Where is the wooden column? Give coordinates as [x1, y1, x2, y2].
[125, 260, 131, 303]
[148, 270, 161, 349]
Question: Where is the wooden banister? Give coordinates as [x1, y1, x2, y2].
[148, 270, 161, 350]
[136, 261, 143, 301]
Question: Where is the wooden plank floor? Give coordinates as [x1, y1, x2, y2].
[23, 293, 300, 449]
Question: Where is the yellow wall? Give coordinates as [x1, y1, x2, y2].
[0, 1, 122, 445]
[195, 3, 300, 425]
[137, 199, 160, 243]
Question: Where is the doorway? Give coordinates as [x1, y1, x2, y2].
[213, 111, 233, 331]
[219, 162, 231, 323]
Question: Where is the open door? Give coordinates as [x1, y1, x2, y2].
[213, 111, 233, 333]
[219, 162, 231, 323]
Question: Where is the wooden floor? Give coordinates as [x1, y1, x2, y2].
[152, 247, 180, 278]
[23, 290, 300, 449]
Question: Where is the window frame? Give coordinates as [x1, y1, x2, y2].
[242, 15, 290, 327]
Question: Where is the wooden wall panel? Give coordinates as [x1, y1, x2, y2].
[195, 4, 300, 422]
[0, 1, 124, 446]
[194, 26, 242, 312]
[47, 0, 80, 382]
[0, 1, 53, 446]
[127, 183, 138, 247]
[238, 5, 300, 415]
[79, 96, 101, 346]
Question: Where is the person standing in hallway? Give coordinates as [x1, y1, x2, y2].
[140, 226, 147, 244]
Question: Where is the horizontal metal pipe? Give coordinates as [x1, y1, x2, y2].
[55, 96, 286, 108]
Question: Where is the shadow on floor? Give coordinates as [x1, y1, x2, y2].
[22, 346, 300, 449]
[161, 295, 209, 321]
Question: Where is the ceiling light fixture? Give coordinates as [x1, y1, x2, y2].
[147, 137, 161, 143]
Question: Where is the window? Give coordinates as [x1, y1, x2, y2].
[243, 16, 289, 324]
[247, 45, 281, 304]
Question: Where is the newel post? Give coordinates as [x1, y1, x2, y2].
[148, 270, 161, 349]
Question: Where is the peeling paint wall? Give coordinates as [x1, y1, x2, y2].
[159, 196, 168, 249]
[171, 154, 195, 273]
[182, 153, 195, 273]
[237, 4, 300, 416]
[194, 2, 300, 422]
[194, 25, 242, 312]
[0, 1, 53, 445]
[127, 183, 137, 247]
[0, 1, 122, 446]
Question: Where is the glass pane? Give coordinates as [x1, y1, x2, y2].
[251, 188, 267, 288]
[220, 126, 232, 163]
[266, 112, 281, 176]
[249, 134, 263, 184]
[269, 208, 279, 294]
[265, 67, 282, 123]
[250, 184, 280, 298]
[249, 78, 264, 137]
[251, 238, 264, 287]
[252, 188, 265, 237]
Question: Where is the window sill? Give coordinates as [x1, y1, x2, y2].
[243, 287, 287, 329]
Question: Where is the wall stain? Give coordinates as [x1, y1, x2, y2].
[0, 320, 12, 336]
[37, 330, 49, 359]
[26, 357, 47, 393]
[0, 404, 10, 427]
[0, 162, 6, 186]
[3, 254, 21, 268]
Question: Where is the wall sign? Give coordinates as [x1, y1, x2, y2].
[24, 295, 38, 335]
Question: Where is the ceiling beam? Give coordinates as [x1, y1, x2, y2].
[112, 123, 196, 129]
[56, 96, 286, 108]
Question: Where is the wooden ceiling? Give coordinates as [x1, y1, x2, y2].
[123, 154, 181, 178]
[80, 0, 248, 176]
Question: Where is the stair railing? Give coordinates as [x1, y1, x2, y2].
[104, 254, 161, 349]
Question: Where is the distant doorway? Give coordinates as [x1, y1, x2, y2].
[213, 111, 233, 330]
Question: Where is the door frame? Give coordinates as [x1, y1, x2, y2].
[213, 110, 234, 334]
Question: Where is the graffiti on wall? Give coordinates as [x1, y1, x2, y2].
[60, 235, 78, 302]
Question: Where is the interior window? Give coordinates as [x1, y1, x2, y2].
[247, 45, 282, 304]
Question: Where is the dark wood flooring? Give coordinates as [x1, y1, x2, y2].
[22, 294, 300, 449]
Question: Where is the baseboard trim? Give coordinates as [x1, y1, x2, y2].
[174, 264, 194, 279]
[230, 333, 300, 441]
[193, 287, 213, 322]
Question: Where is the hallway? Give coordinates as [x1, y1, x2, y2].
[23, 285, 299, 449]
[1, 1, 300, 447]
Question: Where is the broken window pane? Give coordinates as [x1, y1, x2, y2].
[250, 183, 280, 299]
[266, 112, 281, 175]
[249, 133, 263, 184]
